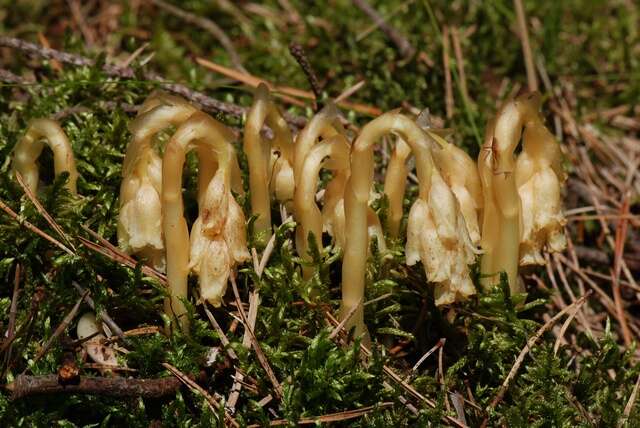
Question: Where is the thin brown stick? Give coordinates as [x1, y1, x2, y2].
[15, 171, 76, 251]
[450, 27, 471, 107]
[513, 0, 539, 92]
[0, 68, 29, 84]
[27, 290, 89, 372]
[248, 402, 394, 427]
[442, 27, 454, 119]
[611, 197, 634, 346]
[230, 277, 283, 399]
[351, 0, 415, 58]
[149, 0, 246, 72]
[0, 36, 307, 129]
[162, 362, 239, 428]
[195, 57, 381, 116]
[7, 374, 181, 400]
[482, 291, 592, 425]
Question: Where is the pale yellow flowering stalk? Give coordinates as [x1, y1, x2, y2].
[294, 135, 350, 262]
[341, 112, 436, 339]
[515, 96, 567, 265]
[13, 118, 78, 194]
[293, 132, 386, 267]
[118, 93, 198, 270]
[478, 93, 542, 292]
[293, 102, 343, 183]
[163, 112, 249, 331]
[383, 138, 412, 238]
[244, 83, 295, 237]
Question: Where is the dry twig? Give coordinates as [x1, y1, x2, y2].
[7, 374, 181, 400]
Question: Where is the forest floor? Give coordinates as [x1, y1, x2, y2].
[0, 1, 639, 426]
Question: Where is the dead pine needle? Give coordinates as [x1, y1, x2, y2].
[481, 291, 593, 426]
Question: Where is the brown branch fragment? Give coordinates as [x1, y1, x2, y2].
[249, 402, 394, 426]
[6, 374, 181, 400]
[0, 36, 307, 129]
[351, 0, 415, 59]
[28, 290, 89, 371]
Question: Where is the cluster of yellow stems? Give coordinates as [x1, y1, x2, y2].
[12, 89, 566, 338]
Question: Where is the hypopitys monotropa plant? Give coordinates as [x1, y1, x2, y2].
[163, 112, 249, 330]
[118, 92, 199, 270]
[478, 93, 566, 293]
[244, 83, 295, 238]
[294, 132, 385, 269]
[13, 118, 78, 194]
[341, 112, 476, 340]
[515, 95, 567, 265]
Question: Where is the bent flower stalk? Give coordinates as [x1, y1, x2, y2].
[163, 112, 249, 331]
[13, 118, 78, 194]
[341, 111, 477, 340]
[118, 92, 198, 271]
[244, 83, 295, 239]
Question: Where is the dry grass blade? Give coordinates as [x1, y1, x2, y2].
[14, 171, 76, 252]
[79, 226, 167, 283]
[226, 289, 260, 412]
[195, 57, 381, 116]
[513, 0, 538, 92]
[162, 362, 239, 428]
[410, 338, 445, 375]
[249, 402, 394, 426]
[329, 299, 362, 340]
[230, 277, 283, 399]
[619, 373, 640, 427]
[481, 291, 593, 426]
[0, 197, 75, 256]
[257, 233, 277, 278]
[203, 304, 238, 360]
[442, 26, 454, 118]
[552, 304, 581, 356]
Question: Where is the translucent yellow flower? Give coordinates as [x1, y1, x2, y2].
[405, 171, 475, 305]
[516, 113, 566, 265]
[189, 169, 250, 307]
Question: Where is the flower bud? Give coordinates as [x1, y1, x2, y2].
[271, 156, 295, 203]
[119, 176, 163, 254]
